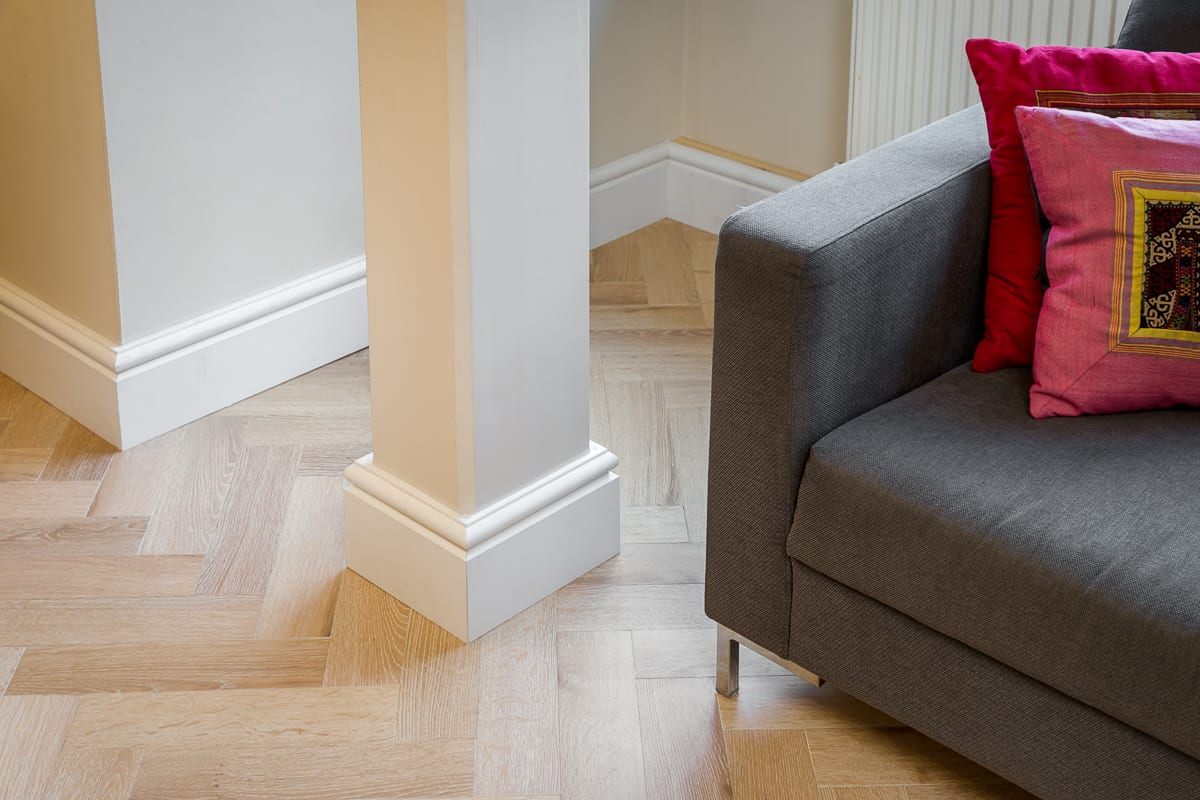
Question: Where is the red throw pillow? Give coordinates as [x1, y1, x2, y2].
[966, 38, 1200, 372]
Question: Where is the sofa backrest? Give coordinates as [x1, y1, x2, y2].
[1117, 0, 1200, 53]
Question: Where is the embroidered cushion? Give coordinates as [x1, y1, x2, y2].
[1017, 105, 1200, 417]
[965, 38, 1200, 372]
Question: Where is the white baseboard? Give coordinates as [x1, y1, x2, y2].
[0, 256, 368, 449]
[344, 443, 620, 642]
[590, 140, 801, 248]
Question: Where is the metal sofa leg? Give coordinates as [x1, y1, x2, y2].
[717, 625, 740, 697]
[716, 623, 824, 695]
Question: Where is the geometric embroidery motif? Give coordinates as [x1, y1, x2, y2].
[1110, 173, 1200, 359]
[1142, 201, 1200, 331]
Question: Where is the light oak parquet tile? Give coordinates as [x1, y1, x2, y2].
[90, 429, 184, 517]
[638, 220, 702, 306]
[0, 554, 203, 600]
[0, 517, 146, 555]
[637, 677, 732, 800]
[718, 676, 897, 731]
[0, 694, 79, 800]
[631, 629, 789, 680]
[683, 223, 719, 274]
[475, 598, 560, 797]
[65, 685, 400, 749]
[590, 304, 710, 331]
[0, 596, 261, 646]
[323, 570, 411, 687]
[0, 481, 100, 518]
[0, 419, 8, 437]
[139, 416, 244, 555]
[819, 788, 907, 800]
[602, 352, 712, 384]
[0, 648, 22, 698]
[218, 355, 371, 418]
[668, 406, 710, 542]
[556, 583, 708, 631]
[602, 381, 673, 507]
[572, 543, 704, 586]
[41, 420, 116, 482]
[662, 378, 713, 409]
[0, 447, 51, 481]
[256, 476, 347, 639]
[243, 414, 372, 447]
[43, 748, 141, 800]
[726, 728, 821, 800]
[8, 639, 329, 695]
[0, 391, 70, 449]
[620, 505, 690, 543]
[590, 231, 643, 283]
[805, 728, 999, 788]
[0, 373, 25, 418]
[589, 328, 713, 357]
[589, 280, 648, 306]
[589, 355, 612, 448]
[297, 441, 372, 476]
[130, 738, 474, 800]
[397, 611, 480, 741]
[556, 631, 646, 800]
[194, 445, 301, 596]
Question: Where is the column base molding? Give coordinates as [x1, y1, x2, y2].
[343, 443, 620, 641]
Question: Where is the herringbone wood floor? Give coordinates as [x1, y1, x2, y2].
[0, 219, 1034, 800]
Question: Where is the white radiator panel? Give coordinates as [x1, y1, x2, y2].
[847, 0, 1134, 159]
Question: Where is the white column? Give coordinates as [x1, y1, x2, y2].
[346, 0, 619, 642]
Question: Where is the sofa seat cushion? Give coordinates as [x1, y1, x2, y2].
[788, 364, 1200, 761]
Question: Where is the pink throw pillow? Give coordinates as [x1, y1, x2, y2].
[1017, 106, 1200, 418]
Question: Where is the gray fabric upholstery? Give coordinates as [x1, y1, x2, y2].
[789, 365, 1200, 761]
[1116, 0, 1200, 53]
[788, 560, 1200, 800]
[705, 105, 992, 658]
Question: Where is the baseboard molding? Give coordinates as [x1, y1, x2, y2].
[590, 140, 802, 248]
[344, 443, 620, 641]
[0, 256, 368, 449]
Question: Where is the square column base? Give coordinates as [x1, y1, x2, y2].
[343, 446, 620, 642]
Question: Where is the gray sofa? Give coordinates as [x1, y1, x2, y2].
[704, 5, 1200, 799]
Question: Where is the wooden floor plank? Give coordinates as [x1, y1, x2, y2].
[637, 677, 732, 800]
[572, 543, 704, 586]
[43, 748, 141, 800]
[475, 598, 560, 797]
[243, 414, 372, 447]
[131, 739, 474, 800]
[322, 570, 411, 687]
[139, 417, 244, 555]
[903, 782, 1037, 800]
[589, 329, 713, 357]
[0, 481, 100, 518]
[602, 352, 712, 384]
[65, 685, 400, 749]
[639, 220, 701, 306]
[668, 406, 710, 542]
[590, 231, 643, 283]
[556, 583, 707, 631]
[0, 648, 22, 699]
[620, 505, 690, 543]
[397, 611, 480, 741]
[298, 442, 372, 476]
[0, 596, 261, 646]
[819, 788, 907, 800]
[256, 476, 347, 639]
[217, 356, 371, 419]
[557, 630, 646, 800]
[0, 517, 146, 556]
[41, 420, 116, 482]
[90, 429, 184, 517]
[0, 392, 70, 449]
[8, 639, 329, 695]
[589, 355, 612, 448]
[590, 305, 710, 331]
[590, 280, 649, 306]
[631, 629, 789, 680]
[194, 445, 301, 596]
[0, 448, 51, 481]
[805, 728, 1000, 788]
[718, 676, 897, 731]
[0, 373, 25, 418]
[0, 694, 79, 800]
[726, 729, 821, 800]
[0, 554, 202, 600]
[602, 382, 673, 507]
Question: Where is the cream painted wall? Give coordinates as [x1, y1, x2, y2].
[682, 0, 852, 176]
[590, 0, 686, 167]
[0, 0, 122, 342]
[93, 0, 365, 342]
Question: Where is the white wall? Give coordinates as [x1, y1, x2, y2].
[682, 0, 852, 176]
[590, 0, 686, 167]
[93, 0, 365, 342]
[0, 0, 122, 342]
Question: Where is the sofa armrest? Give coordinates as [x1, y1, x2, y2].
[705, 105, 992, 658]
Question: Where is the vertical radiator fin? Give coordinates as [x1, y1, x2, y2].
[847, 0, 1134, 159]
